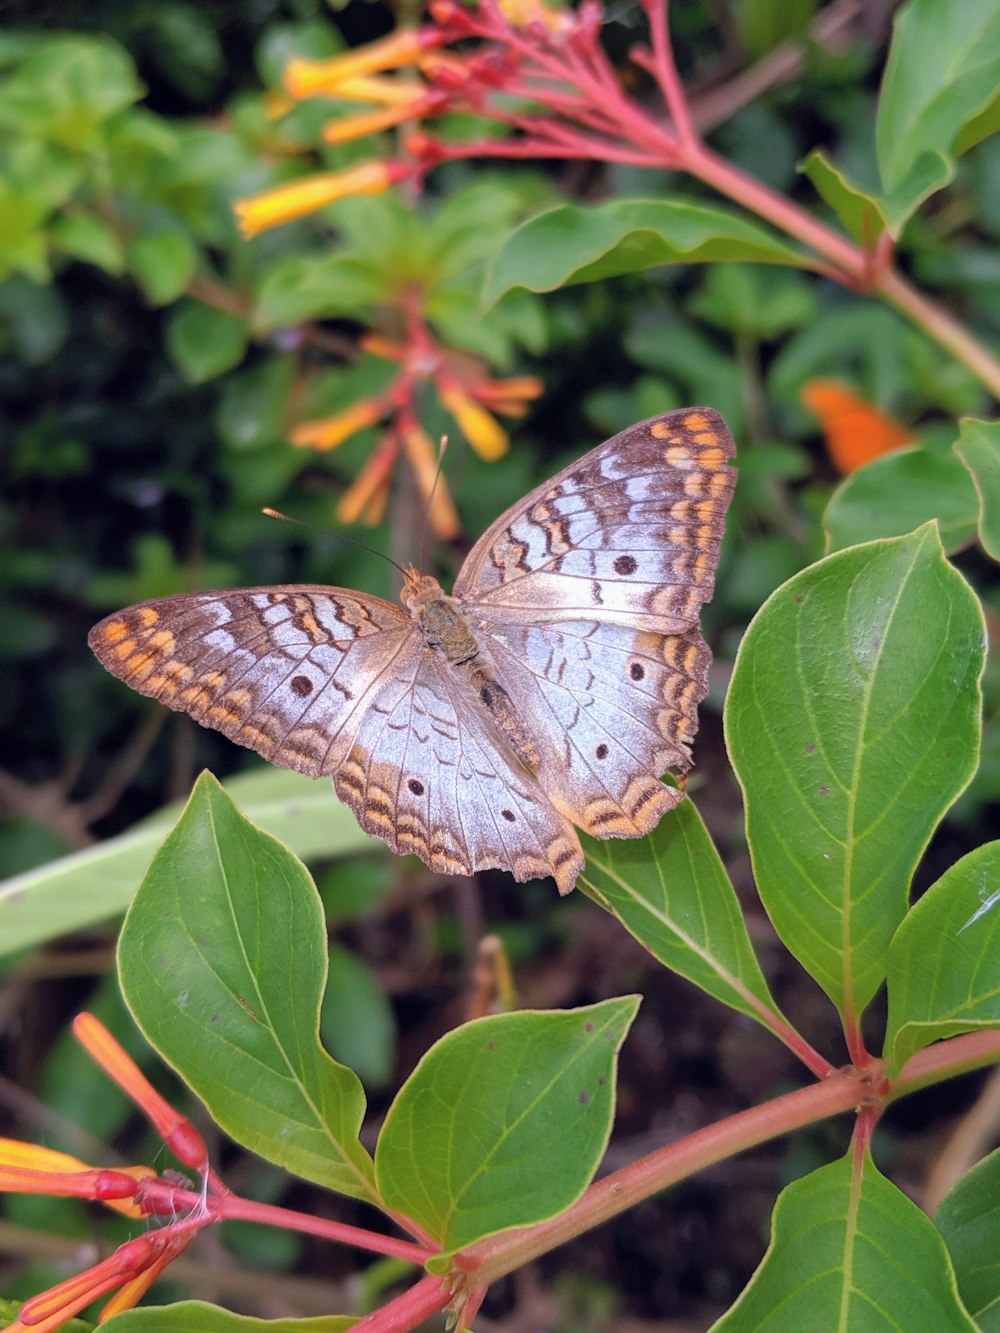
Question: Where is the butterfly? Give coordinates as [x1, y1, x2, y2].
[90, 408, 735, 894]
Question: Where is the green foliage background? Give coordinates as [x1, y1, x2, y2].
[2, 0, 999, 1326]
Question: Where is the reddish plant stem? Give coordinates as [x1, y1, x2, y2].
[460, 1069, 868, 1284]
[147, 1186, 430, 1264]
[352, 1273, 453, 1330]
[891, 1029, 1000, 1099]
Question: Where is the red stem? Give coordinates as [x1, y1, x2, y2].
[154, 1186, 431, 1264]
[352, 1273, 453, 1331]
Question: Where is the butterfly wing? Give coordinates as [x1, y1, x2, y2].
[332, 652, 583, 892]
[88, 586, 417, 778]
[89, 585, 583, 889]
[453, 408, 735, 840]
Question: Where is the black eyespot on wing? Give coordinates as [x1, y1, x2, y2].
[595, 743, 608, 759]
[630, 663, 645, 681]
[501, 808, 516, 822]
[613, 555, 637, 576]
[480, 685, 494, 705]
[291, 675, 313, 697]
[408, 778, 425, 796]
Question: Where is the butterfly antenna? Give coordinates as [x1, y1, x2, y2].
[416, 435, 449, 572]
[262, 508, 408, 577]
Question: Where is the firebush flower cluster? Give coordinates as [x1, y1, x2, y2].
[233, 0, 686, 533]
[4, 1014, 428, 1329]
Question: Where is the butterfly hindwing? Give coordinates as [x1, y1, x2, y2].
[332, 654, 584, 891]
[479, 618, 708, 837]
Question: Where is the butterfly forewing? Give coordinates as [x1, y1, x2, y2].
[88, 587, 415, 778]
[454, 408, 734, 633]
[89, 408, 735, 893]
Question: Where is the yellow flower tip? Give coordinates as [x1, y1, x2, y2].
[337, 446, 396, 526]
[402, 425, 460, 540]
[262, 89, 295, 120]
[0, 1137, 88, 1173]
[497, 0, 571, 32]
[322, 106, 413, 146]
[360, 332, 405, 360]
[286, 30, 439, 99]
[291, 399, 384, 452]
[234, 161, 398, 238]
[494, 375, 545, 401]
[440, 386, 509, 461]
[335, 74, 427, 107]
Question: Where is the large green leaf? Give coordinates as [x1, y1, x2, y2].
[713, 1152, 976, 1330]
[118, 773, 376, 1200]
[483, 199, 805, 304]
[824, 447, 979, 554]
[579, 799, 783, 1031]
[877, 0, 1000, 197]
[0, 767, 372, 958]
[376, 998, 638, 1254]
[935, 1147, 1000, 1331]
[954, 418, 1000, 561]
[106, 1304, 355, 1331]
[885, 842, 1000, 1073]
[725, 524, 984, 1016]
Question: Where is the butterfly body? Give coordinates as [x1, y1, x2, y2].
[90, 409, 735, 893]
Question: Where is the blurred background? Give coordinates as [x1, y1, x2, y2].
[1, 0, 998, 1326]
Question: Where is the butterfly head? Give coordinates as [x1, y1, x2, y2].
[399, 566, 445, 612]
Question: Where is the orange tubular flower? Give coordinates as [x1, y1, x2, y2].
[439, 385, 509, 461]
[286, 29, 442, 99]
[801, 379, 914, 475]
[402, 424, 461, 540]
[72, 1013, 208, 1173]
[10, 1232, 190, 1332]
[323, 102, 433, 146]
[291, 398, 385, 451]
[0, 1139, 152, 1218]
[234, 162, 404, 238]
[337, 440, 397, 525]
[331, 74, 428, 106]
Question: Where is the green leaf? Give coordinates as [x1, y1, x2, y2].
[483, 199, 807, 305]
[885, 842, 1000, 1073]
[105, 1302, 356, 1330]
[376, 998, 639, 1252]
[935, 1147, 1000, 1330]
[0, 35, 143, 146]
[321, 943, 397, 1089]
[0, 767, 373, 959]
[252, 254, 382, 330]
[725, 524, 985, 1016]
[217, 356, 296, 451]
[879, 150, 955, 238]
[119, 772, 376, 1200]
[798, 148, 887, 245]
[127, 229, 198, 306]
[824, 447, 979, 554]
[687, 265, 818, 338]
[579, 798, 783, 1031]
[48, 212, 125, 273]
[877, 0, 1000, 198]
[733, 0, 817, 59]
[714, 1151, 977, 1330]
[165, 300, 248, 382]
[954, 418, 1000, 561]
